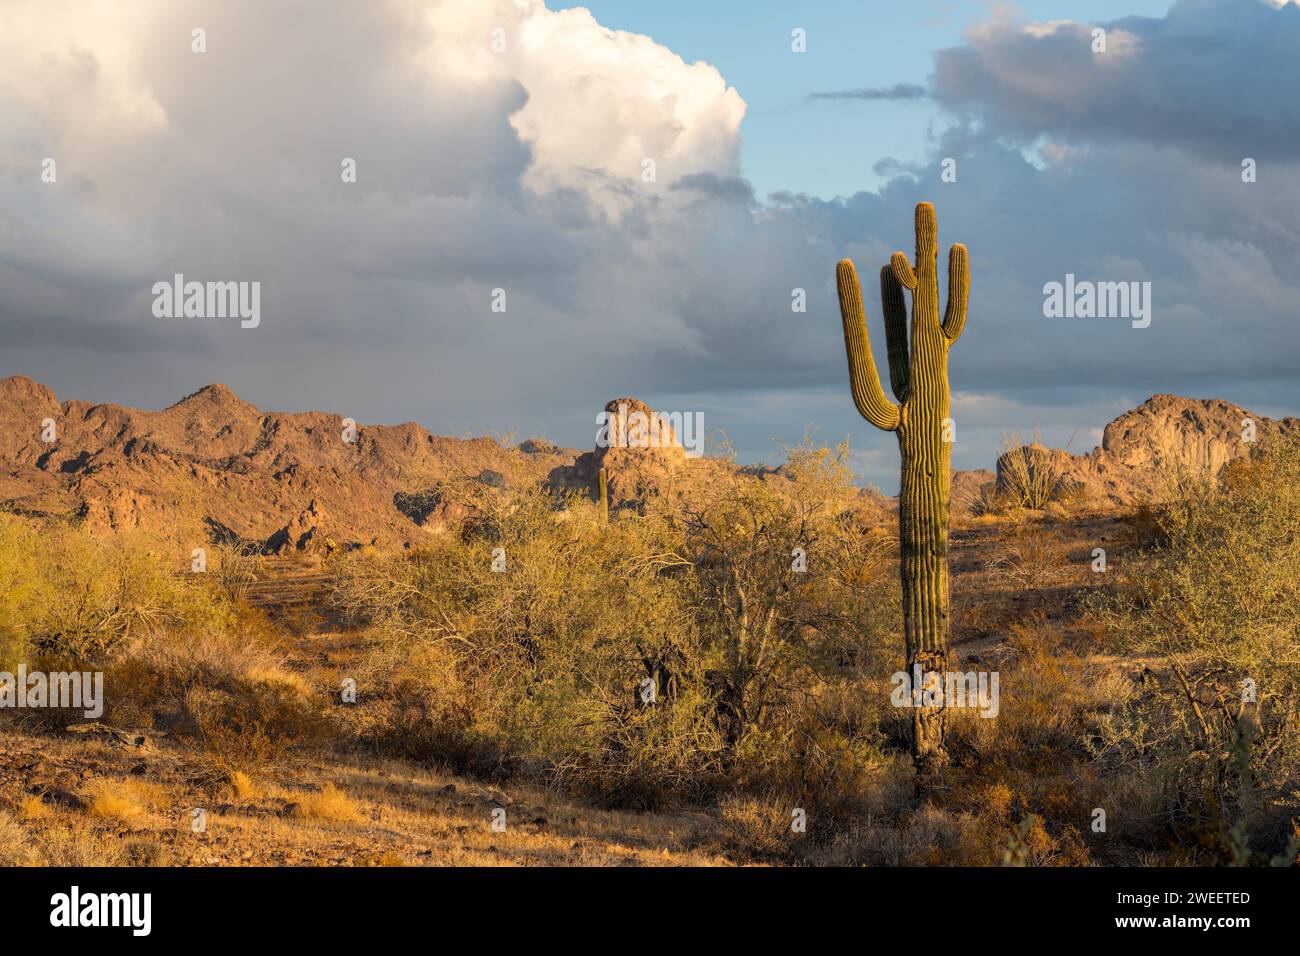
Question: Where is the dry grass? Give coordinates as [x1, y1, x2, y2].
[229, 770, 260, 802]
[86, 780, 147, 821]
[32, 827, 127, 867]
[290, 783, 363, 823]
[19, 795, 53, 820]
[716, 796, 800, 861]
[984, 527, 1067, 591]
[0, 810, 39, 866]
[0, 727, 732, 867]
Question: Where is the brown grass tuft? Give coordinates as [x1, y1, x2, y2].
[86, 781, 146, 821]
[292, 784, 362, 823]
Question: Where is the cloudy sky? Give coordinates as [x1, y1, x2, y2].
[1, 0, 1297, 491]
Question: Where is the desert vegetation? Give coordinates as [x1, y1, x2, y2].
[1, 431, 1297, 866]
[329, 440, 899, 825]
[1087, 438, 1300, 865]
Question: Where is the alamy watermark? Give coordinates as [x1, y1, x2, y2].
[152, 274, 260, 328]
[0, 665, 103, 718]
[50, 886, 151, 936]
[1043, 274, 1151, 329]
[891, 664, 999, 718]
[596, 402, 703, 458]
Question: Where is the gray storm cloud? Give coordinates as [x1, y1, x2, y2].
[930, 0, 1300, 159]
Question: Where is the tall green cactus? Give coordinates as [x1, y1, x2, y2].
[836, 201, 968, 769]
[598, 467, 609, 522]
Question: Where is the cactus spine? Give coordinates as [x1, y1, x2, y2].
[598, 467, 609, 522]
[836, 201, 968, 769]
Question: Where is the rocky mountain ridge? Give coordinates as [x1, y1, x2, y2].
[1, 377, 1294, 551]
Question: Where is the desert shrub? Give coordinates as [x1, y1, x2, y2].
[730, 682, 896, 831]
[998, 813, 1091, 867]
[946, 615, 1099, 761]
[0, 516, 41, 668]
[551, 684, 727, 808]
[678, 440, 898, 746]
[997, 433, 1060, 510]
[101, 624, 328, 777]
[1120, 501, 1168, 550]
[715, 796, 803, 861]
[0, 515, 233, 667]
[121, 839, 162, 866]
[992, 431, 1084, 512]
[342, 624, 505, 775]
[209, 543, 258, 604]
[1089, 437, 1300, 862]
[333, 482, 724, 798]
[0, 515, 274, 738]
[184, 679, 325, 778]
[333, 440, 901, 813]
[83, 613, 327, 785]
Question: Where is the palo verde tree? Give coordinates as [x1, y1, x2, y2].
[835, 201, 969, 769]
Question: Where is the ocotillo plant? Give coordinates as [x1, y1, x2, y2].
[835, 201, 968, 769]
[598, 467, 609, 522]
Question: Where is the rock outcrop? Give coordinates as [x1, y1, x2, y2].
[1000, 395, 1300, 506]
[266, 499, 331, 554]
[548, 397, 691, 509]
[950, 468, 996, 513]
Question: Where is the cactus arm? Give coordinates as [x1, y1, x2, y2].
[879, 266, 911, 402]
[891, 252, 918, 291]
[836, 259, 901, 432]
[941, 243, 969, 343]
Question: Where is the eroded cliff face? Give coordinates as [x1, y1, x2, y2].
[992, 394, 1300, 507]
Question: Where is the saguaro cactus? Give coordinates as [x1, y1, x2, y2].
[835, 201, 968, 769]
[598, 467, 610, 522]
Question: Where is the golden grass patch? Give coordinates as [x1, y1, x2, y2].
[293, 784, 362, 823]
[86, 781, 146, 821]
[20, 794, 53, 819]
[229, 770, 260, 802]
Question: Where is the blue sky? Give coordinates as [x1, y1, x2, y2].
[553, 0, 1176, 199]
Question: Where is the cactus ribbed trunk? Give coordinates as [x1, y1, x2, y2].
[598, 467, 609, 522]
[835, 202, 968, 770]
[897, 363, 951, 764]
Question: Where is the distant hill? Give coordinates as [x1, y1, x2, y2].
[1, 377, 1294, 549]
[0, 375, 578, 552]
